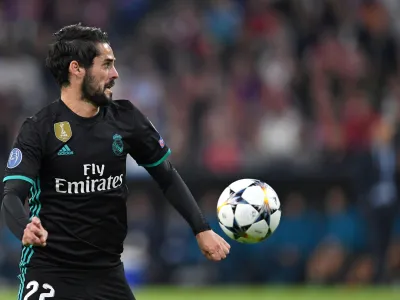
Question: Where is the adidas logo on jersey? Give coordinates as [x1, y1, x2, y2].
[58, 145, 74, 156]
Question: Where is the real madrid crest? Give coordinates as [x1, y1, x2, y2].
[112, 134, 124, 156]
[54, 121, 72, 143]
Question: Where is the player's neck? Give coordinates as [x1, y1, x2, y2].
[61, 89, 100, 118]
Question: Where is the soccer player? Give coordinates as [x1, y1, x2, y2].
[1, 24, 230, 300]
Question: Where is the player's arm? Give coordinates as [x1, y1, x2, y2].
[1, 118, 47, 246]
[124, 103, 209, 234]
[1, 180, 31, 239]
[145, 160, 230, 261]
[2, 180, 47, 246]
[145, 160, 210, 235]
[124, 101, 230, 260]
[145, 159, 230, 261]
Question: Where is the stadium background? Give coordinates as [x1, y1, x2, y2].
[0, 0, 400, 299]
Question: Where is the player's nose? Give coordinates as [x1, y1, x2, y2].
[110, 66, 119, 80]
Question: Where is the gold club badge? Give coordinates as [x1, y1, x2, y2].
[54, 121, 72, 143]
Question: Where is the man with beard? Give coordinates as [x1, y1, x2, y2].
[1, 24, 230, 300]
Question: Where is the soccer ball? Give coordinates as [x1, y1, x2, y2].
[217, 179, 281, 244]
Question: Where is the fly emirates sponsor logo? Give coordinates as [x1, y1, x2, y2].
[55, 164, 124, 194]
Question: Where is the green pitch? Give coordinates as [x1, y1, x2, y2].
[0, 286, 398, 300]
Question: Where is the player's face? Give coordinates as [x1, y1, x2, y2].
[81, 43, 119, 107]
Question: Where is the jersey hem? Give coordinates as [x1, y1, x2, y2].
[139, 148, 171, 167]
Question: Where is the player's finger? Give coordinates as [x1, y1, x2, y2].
[216, 235, 230, 249]
[204, 249, 219, 261]
[23, 233, 41, 246]
[27, 223, 43, 237]
[24, 227, 39, 241]
[25, 231, 45, 247]
[32, 238, 45, 247]
[31, 220, 44, 231]
[207, 252, 219, 261]
[31, 217, 41, 226]
[39, 229, 48, 245]
[221, 243, 230, 255]
[31, 222, 42, 230]
[216, 246, 226, 259]
[222, 239, 230, 249]
[211, 252, 223, 261]
[212, 247, 226, 260]
[30, 234, 42, 245]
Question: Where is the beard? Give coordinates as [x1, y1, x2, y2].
[81, 73, 114, 107]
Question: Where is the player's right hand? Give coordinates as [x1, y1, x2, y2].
[22, 217, 48, 247]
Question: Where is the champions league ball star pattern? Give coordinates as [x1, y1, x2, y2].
[217, 179, 282, 244]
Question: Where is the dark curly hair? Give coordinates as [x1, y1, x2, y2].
[45, 23, 110, 87]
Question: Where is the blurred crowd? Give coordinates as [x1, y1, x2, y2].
[1, 0, 400, 287]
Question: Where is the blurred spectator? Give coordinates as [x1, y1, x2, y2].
[386, 240, 400, 282]
[358, 118, 400, 283]
[323, 187, 359, 252]
[346, 255, 374, 285]
[306, 240, 347, 285]
[268, 193, 320, 283]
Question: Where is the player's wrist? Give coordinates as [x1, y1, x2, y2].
[193, 222, 211, 236]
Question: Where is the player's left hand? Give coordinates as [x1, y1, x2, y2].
[22, 217, 48, 247]
[196, 230, 230, 261]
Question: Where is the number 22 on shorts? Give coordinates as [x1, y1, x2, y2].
[23, 281, 55, 300]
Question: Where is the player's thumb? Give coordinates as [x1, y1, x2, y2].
[40, 233, 47, 245]
[31, 217, 42, 227]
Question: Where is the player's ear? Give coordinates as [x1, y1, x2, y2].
[69, 60, 84, 78]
